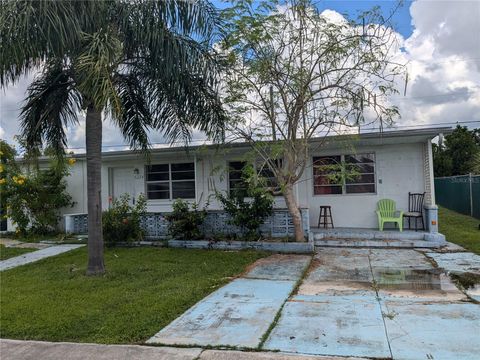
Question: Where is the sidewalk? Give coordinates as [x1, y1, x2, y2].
[0, 339, 361, 360]
[0, 244, 84, 271]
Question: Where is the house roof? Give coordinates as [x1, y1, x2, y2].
[94, 126, 454, 160]
[29, 126, 454, 162]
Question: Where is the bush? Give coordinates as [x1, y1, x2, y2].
[165, 199, 207, 240]
[102, 194, 146, 246]
[216, 164, 274, 241]
[0, 141, 75, 235]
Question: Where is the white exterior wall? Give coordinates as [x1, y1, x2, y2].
[303, 142, 426, 228]
[22, 138, 430, 232]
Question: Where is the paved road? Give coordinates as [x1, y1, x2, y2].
[0, 244, 84, 271]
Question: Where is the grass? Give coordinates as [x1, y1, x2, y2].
[439, 206, 480, 254]
[0, 244, 37, 260]
[0, 247, 267, 344]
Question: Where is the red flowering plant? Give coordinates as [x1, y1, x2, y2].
[102, 193, 146, 246]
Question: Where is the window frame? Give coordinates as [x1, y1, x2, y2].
[145, 162, 196, 201]
[312, 153, 377, 196]
[227, 160, 283, 196]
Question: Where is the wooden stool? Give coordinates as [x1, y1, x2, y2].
[318, 206, 334, 228]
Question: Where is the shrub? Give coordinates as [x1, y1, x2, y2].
[103, 194, 146, 246]
[165, 199, 207, 240]
[0, 141, 75, 235]
[216, 164, 274, 241]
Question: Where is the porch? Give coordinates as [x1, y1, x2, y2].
[311, 227, 446, 248]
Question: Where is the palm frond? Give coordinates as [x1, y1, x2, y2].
[113, 73, 152, 151]
[117, 0, 226, 144]
[20, 61, 82, 153]
[0, 0, 102, 86]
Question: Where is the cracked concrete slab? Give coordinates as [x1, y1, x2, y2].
[147, 254, 310, 348]
[0, 339, 202, 360]
[147, 278, 296, 347]
[382, 299, 480, 360]
[200, 349, 366, 360]
[368, 249, 433, 270]
[297, 249, 374, 295]
[425, 252, 480, 274]
[0, 244, 85, 271]
[243, 254, 311, 281]
[375, 269, 467, 301]
[263, 294, 390, 359]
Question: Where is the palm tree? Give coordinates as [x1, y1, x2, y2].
[0, 0, 226, 275]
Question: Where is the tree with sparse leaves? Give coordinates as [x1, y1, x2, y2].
[0, 0, 226, 274]
[220, 0, 405, 241]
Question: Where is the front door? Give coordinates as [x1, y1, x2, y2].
[111, 167, 136, 205]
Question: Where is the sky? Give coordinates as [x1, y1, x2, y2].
[1, 0, 479, 152]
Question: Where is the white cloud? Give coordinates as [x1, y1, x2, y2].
[0, 0, 479, 151]
[392, 0, 480, 129]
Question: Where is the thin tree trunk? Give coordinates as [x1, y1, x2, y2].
[85, 105, 105, 275]
[284, 183, 305, 242]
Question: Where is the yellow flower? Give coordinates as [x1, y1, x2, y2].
[0, 178, 5, 185]
[17, 178, 25, 185]
[68, 158, 76, 165]
[0, 150, 3, 156]
[15, 228, 21, 234]
[0, 164, 3, 173]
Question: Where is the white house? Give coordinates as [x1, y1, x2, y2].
[6, 127, 451, 243]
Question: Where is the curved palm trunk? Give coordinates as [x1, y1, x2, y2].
[85, 105, 105, 275]
[284, 183, 305, 242]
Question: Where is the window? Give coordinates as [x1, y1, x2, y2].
[145, 163, 195, 200]
[313, 153, 375, 195]
[257, 159, 282, 194]
[228, 160, 282, 195]
[228, 161, 247, 194]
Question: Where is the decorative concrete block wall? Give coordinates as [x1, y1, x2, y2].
[64, 208, 310, 240]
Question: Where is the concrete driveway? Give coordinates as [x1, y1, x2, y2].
[148, 247, 480, 360]
[265, 248, 480, 360]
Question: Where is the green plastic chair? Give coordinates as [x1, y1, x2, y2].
[376, 199, 403, 232]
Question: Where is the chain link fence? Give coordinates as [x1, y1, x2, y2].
[435, 174, 480, 219]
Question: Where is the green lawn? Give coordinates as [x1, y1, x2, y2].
[0, 247, 266, 344]
[0, 244, 36, 260]
[439, 206, 480, 254]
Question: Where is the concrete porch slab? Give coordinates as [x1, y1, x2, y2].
[312, 227, 446, 248]
[263, 294, 390, 358]
[382, 299, 480, 360]
[312, 227, 427, 240]
[147, 278, 296, 347]
[243, 254, 311, 281]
